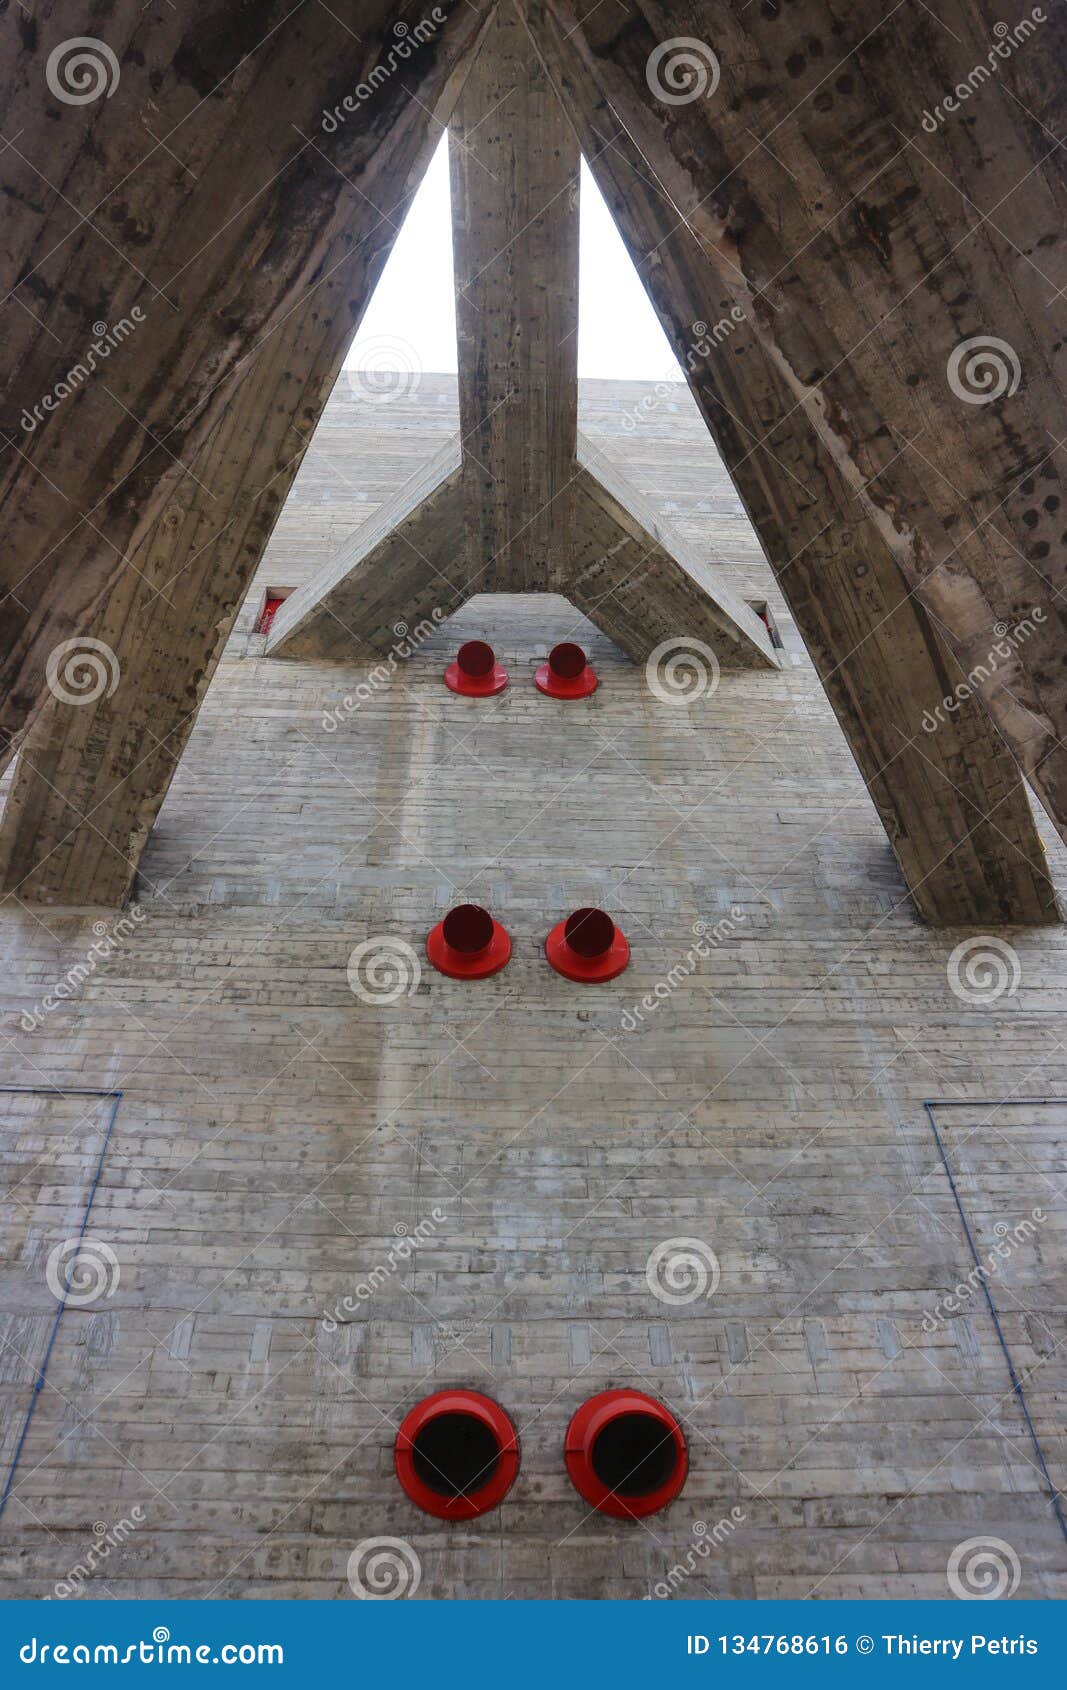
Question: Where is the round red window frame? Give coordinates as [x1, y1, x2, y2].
[394, 1389, 519, 1520]
[534, 642, 598, 699]
[426, 904, 512, 980]
[564, 1389, 687, 1518]
[545, 908, 630, 983]
[444, 641, 509, 697]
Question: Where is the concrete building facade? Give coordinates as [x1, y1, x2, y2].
[1, 377, 1065, 1600]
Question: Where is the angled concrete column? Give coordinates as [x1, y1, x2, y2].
[0, 4, 491, 908]
[267, 438, 468, 661]
[525, 0, 1059, 928]
[0, 249, 455, 910]
[570, 433, 775, 669]
[0, 0, 493, 765]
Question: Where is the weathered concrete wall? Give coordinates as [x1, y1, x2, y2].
[1, 377, 1065, 1599]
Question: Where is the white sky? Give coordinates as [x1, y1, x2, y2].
[345, 138, 682, 383]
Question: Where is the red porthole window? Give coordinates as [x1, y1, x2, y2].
[565, 1389, 687, 1518]
[545, 907, 630, 983]
[534, 641, 598, 699]
[444, 640, 509, 696]
[395, 1389, 519, 1519]
[426, 903, 512, 981]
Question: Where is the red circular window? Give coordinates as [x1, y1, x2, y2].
[545, 908, 630, 983]
[445, 641, 509, 696]
[395, 1389, 518, 1520]
[534, 642, 598, 699]
[426, 904, 512, 980]
[565, 1389, 687, 1518]
[548, 642, 587, 680]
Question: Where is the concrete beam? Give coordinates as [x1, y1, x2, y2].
[527, 0, 1065, 923]
[526, 0, 1059, 927]
[449, 0, 579, 591]
[0, 1, 492, 765]
[267, 436, 468, 660]
[266, 423, 776, 670]
[571, 433, 778, 668]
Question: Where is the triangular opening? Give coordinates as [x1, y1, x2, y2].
[577, 157, 681, 383]
[344, 134, 458, 385]
[341, 142, 687, 388]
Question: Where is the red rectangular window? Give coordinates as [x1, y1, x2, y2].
[256, 595, 286, 636]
